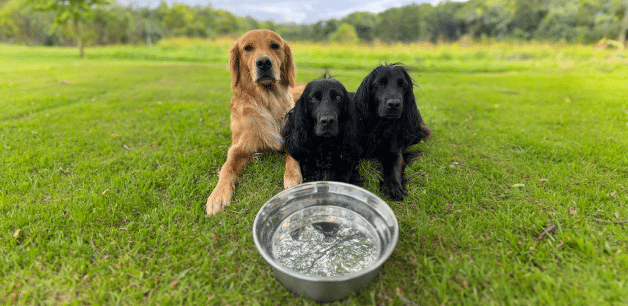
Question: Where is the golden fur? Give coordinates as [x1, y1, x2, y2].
[206, 29, 303, 215]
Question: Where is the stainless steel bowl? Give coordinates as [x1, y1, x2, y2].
[253, 181, 399, 302]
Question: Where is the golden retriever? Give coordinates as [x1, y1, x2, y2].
[206, 29, 304, 215]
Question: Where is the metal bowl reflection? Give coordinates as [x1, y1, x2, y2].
[253, 181, 399, 302]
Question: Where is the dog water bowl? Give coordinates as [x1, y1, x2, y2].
[253, 181, 399, 302]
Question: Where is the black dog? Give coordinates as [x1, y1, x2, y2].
[283, 77, 361, 183]
[352, 64, 430, 200]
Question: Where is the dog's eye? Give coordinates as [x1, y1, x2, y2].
[335, 95, 342, 101]
[310, 97, 317, 102]
[244, 45, 253, 52]
[270, 43, 280, 50]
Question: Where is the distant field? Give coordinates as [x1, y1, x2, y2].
[1, 40, 627, 305]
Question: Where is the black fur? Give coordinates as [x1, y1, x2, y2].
[283, 77, 361, 183]
[352, 64, 430, 200]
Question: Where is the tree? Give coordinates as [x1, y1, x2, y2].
[425, 2, 466, 42]
[1, 0, 24, 41]
[455, 0, 488, 38]
[509, 0, 548, 39]
[28, 0, 110, 57]
[342, 12, 378, 42]
[159, 2, 194, 36]
[620, 0, 628, 46]
[376, 4, 434, 43]
[212, 9, 244, 36]
[329, 22, 359, 43]
[92, 5, 133, 44]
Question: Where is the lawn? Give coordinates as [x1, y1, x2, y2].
[1, 40, 628, 305]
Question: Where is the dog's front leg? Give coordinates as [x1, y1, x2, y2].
[206, 145, 253, 215]
[283, 154, 303, 188]
[298, 159, 320, 183]
[379, 150, 407, 201]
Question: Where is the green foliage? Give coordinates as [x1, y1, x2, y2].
[26, 0, 110, 57]
[0, 0, 22, 40]
[28, 0, 110, 31]
[377, 5, 429, 42]
[2, 0, 628, 47]
[343, 11, 378, 42]
[1, 0, 56, 45]
[329, 22, 359, 43]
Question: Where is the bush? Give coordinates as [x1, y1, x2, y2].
[329, 23, 359, 44]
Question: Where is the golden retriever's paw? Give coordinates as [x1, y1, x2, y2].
[206, 188, 233, 216]
[283, 174, 303, 189]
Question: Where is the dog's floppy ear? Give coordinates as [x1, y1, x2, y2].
[400, 68, 431, 146]
[283, 91, 311, 161]
[229, 44, 240, 91]
[281, 41, 296, 87]
[341, 90, 363, 158]
[352, 68, 375, 120]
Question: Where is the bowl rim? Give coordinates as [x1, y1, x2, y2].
[252, 181, 399, 282]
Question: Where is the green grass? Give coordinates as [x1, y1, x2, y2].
[1, 40, 628, 305]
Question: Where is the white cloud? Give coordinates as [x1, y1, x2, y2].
[284, 11, 308, 23]
[305, 0, 432, 22]
[222, 2, 311, 23]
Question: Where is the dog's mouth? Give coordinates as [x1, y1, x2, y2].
[256, 75, 274, 84]
[315, 127, 339, 138]
[380, 111, 402, 119]
[256, 70, 276, 85]
[318, 131, 336, 137]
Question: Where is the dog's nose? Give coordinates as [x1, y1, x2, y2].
[386, 99, 401, 110]
[319, 116, 336, 126]
[256, 56, 272, 71]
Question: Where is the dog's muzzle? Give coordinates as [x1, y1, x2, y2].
[315, 115, 339, 137]
[379, 98, 403, 119]
[255, 56, 274, 83]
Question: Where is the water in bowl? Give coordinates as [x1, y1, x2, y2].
[271, 205, 380, 277]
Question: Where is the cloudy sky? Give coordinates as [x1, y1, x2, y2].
[118, 0, 464, 24]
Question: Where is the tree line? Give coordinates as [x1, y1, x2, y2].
[1, 0, 628, 49]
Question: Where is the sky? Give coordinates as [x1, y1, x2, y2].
[118, 0, 465, 24]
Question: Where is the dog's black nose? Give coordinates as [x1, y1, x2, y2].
[319, 116, 336, 126]
[256, 56, 272, 71]
[386, 99, 401, 110]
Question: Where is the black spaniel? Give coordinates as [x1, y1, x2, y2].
[352, 64, 430, 200]
[283, 77, 361, 183]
